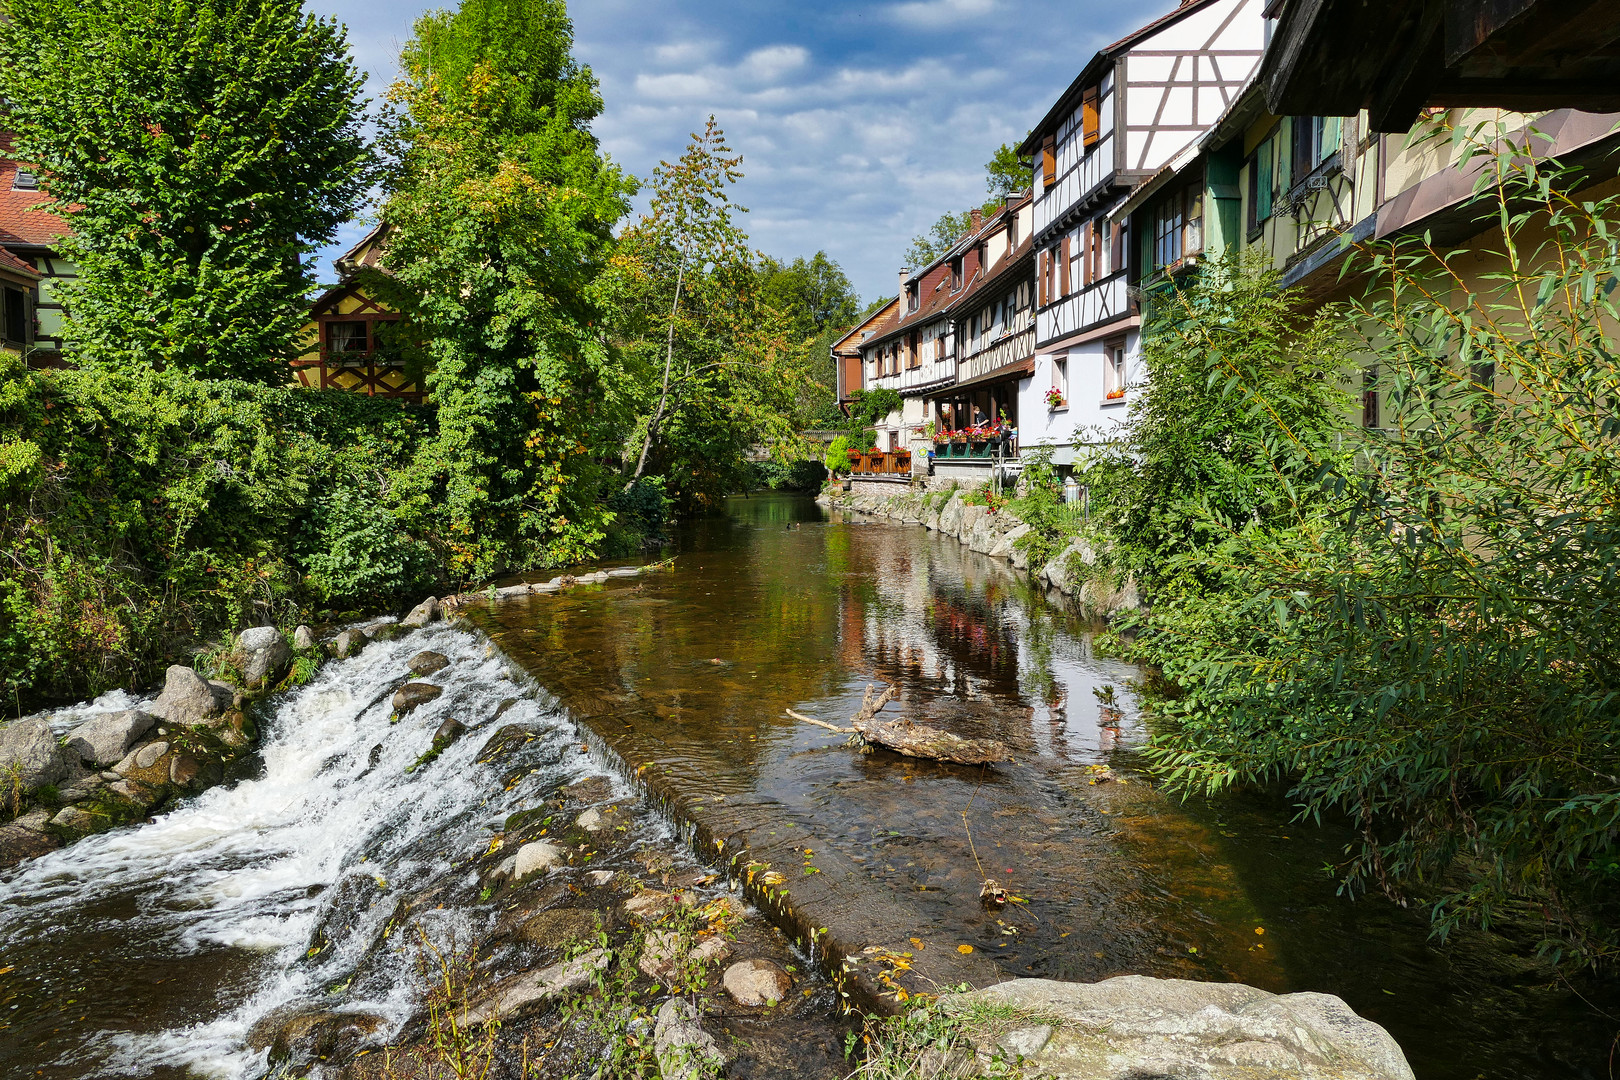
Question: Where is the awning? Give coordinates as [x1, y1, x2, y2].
[927, 356, 1035, 397]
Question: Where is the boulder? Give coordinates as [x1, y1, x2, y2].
[392, 682, 443, 716]
[496, 584, 531, 598]
[408, 650, 450, 677]
[64, 710, 156, 767]
[331, 628, 370, 660]
[563, 775, 612, 804]
[431, 717, 465, 747]
[149, 666, 233, 727]
[463, 948, 609, 1024]
[291, 625, 318, 651]
[107, 778, 159, 809]
[113, 741, 174, 788]
[944, 977, 1416, 1080]
[989, 522, 1031, 561]
[248, 1007, 386, 1067]
[231, 626, 292, 689]
[622, 890, 679, 922]
[638, 930, 731, 982]
[49, 805, 99, 834]
[0, 718, 66, 791]
[0, 822, 59, 867]
[400, 596, 440, 629]
[57, 775, 105, 802]
[511, 841, 565, 883]
[653, 999, 726, 1080]
[575, 805, 624, 835]
[517, 907, 601, 950]
[722, 959, 793, 1006]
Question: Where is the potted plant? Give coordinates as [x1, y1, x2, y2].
[1044, 386, 1065, 410]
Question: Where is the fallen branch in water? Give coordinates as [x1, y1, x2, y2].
[788, 683, 1012, 766]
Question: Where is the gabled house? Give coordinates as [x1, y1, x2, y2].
[293, 223, 422, 401]
[830, 296, 900, 414]
[0, 135, 71, 366]
[1016, 0, 1268, 461]
[0, 247, 40, 359]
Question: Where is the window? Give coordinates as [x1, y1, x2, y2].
[1151, 186, 1203, 272]
[1361, 364, 1380, 429]
[325, 320, 368, 363]
[2, 286, 27, 346]
[906, 284, 918, 312]
[1082, 85, 1100, 148]
[1053, 354, 1069, 405]
[12, 170, 38, 191]
[1103, 339, 1127, 400]
[1289, 116, 1341, 182]
[1041, 134, 1056, 187]
[1247, 138, 1274, 233]
[950, 256, 963, 291]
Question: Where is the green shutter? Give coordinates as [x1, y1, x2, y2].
[1257, 139, 1273, 222]
[1323, 116, 1342, 164]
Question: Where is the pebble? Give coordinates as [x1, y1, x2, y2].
[722, 959, 793, 1006]
[134, 741, 169, 770]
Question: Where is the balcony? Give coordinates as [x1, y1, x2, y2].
[847, 449, 912, 476]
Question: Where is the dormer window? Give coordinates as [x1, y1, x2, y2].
[12, 170, 38, 191]
[906, 284, 919, 312]
[950, 256, 963, 291]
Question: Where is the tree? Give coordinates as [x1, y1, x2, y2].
[380, 0, 636, 579]
[616, 117, 804, 510]
[985, 142, 1028, 199]
[756, 252, 859, 342]
[0, 0, 370, 382]
[904, 210, 975, 270]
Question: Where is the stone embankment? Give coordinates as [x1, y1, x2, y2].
[821, 486, 1139, 616]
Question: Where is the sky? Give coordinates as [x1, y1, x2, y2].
[315, 0, 1156, 304]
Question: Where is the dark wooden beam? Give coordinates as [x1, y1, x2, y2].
[1368, 3, 1446, 133]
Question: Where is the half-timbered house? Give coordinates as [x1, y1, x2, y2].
[0, 134, 71, 366]
[293, 223, 422, 401]
[830, 296, 900, 414]
[1016, 0, 1267, 461]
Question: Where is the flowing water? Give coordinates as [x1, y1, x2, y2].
[1, 492, 1615, 1078]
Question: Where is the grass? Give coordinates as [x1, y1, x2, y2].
[849, 996, 1062, 1080]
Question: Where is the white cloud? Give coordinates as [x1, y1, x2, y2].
[886, 0, 996, 28]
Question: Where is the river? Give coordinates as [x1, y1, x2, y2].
[0, 492, 1613, 1077]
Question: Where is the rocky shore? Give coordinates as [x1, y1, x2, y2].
[819, 486, 1140, 616]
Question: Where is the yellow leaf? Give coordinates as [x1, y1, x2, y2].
[957, 944, 974, 954]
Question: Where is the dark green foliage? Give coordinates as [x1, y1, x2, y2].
[904, 210, 974, 270]
[756, 252, 859, 342]
[845, 387, 901, 429]
[747, 459, 825, 491]
[1125, 135, 1620, 965]
[985, 143, 1028, 199]
[0, 0, 371, 381]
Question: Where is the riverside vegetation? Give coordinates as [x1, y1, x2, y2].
[0, 0, 858, 714]
[975, 128, 1620, 969]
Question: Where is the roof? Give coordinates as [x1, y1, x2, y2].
[0, 245, 39, 280]
[0, 154, 68, 250]
[952, 233, 1032, 312]
[830, 297, 900, 355]
[1019, 0, 1229, 156]
[333, 221, 391, 276]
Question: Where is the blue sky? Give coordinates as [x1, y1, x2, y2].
[315, 0, 1156, 303]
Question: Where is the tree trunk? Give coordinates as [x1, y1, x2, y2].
[631, 249, 687, 483]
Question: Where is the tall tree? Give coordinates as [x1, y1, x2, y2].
[985, 142, 1028, 199]
[756, 252, 859, 342]
[0, 0, 370, 382]
[617, 117, 802, 508]
[381, 0, 636, 578]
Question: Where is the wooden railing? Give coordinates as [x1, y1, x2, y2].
[847, 450, 912, 476]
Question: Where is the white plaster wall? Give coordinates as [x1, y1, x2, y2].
[1018, 327, 1141, 462]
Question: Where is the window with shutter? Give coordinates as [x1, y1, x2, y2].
[1082, 86, 1100, 148]
[1041, 135, 1056, 187]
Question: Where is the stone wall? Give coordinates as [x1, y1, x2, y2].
[821, 487, 1139, 617]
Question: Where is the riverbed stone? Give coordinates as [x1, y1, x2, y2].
[401, 596, 440, 629]
[13, 808, 52, 832]
[622, 890, 679, 921]
[408, 650, 450, 677]
[107, 778, 158, 808]
[392, 682, 443, 716]
[0, 718, 67, 791]
[64, 710, 156, 767]
[57, 775, 105, 803]
[0, 822, 59, 866]
[639, 930, 731, 981]
[431, 716, 465, 748]
[464, 947, 609, 1024]
[517, 907, 601, 950]
[653, 998, 726, 1080]
[134, 741, 169, 770]
[230, 626, 292, 689]
[989, 522, 1031, 561]
[292, 624, 318, 651]
[575, 805, 624, 835]
[49, 805, 99, 834]
[946, 976, 1416, 1080]
[562, 775, 612, 804]
[149, 666, 233, 727]
[511, 840, 564, 883]
[331, 627, 370, 659]
[250, 1006, 386, 1067]
[722, 959, 793, 1006]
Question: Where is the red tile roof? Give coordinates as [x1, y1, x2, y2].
[0, 145, 69, 249]
[0, 245, 40, 279]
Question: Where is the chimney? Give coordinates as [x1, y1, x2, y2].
[970, 207, 983, 233]
[898, 267, 910, 296]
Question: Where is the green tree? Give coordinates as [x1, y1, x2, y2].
[904, 210, 974, 270]
[985, 142, 1027, 199]
[380, 0, 636, 579]
[0, 0, 371, 382]
[756, 252, 859, 342]
[617, 117, 803, 510]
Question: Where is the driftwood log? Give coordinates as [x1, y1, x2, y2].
[787, 683, 1011, 767]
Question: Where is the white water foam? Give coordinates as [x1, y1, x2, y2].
[0, 624, 628, 1079]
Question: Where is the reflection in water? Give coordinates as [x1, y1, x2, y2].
[478, 494, 1616, 1080]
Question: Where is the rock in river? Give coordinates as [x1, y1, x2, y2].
[653, 998, 726, 1080]
[0, 718, 66, 791]
[401, 596, 440, 629]
[392, 682, 443, 715]
[64, 710, 156, 767]
[292, 624, 318, 651]
[409, 650, 450, 677]
[431, 716, 465, 747]
[463, 948, 609, 1024]
[945, 976, 1416, 1080]
[722, 959, 793, 1006]
[517, 907, 601, 950]
[149, 665, 233, 727]
[229, 626, 292, 689]
[331, 627, 370, 659]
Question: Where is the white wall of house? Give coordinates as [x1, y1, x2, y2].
[1020, 327, 1141, 463]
